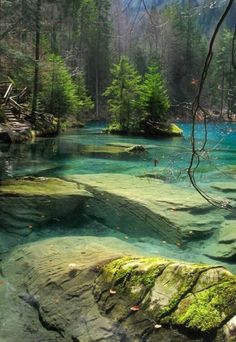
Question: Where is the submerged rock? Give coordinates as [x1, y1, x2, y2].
[0, 174, 235, 264]
[2, 237, 236, 341]
[67, 174, 235, 262]
[125, 145, 147, 153]
[0, 177, 91, 249]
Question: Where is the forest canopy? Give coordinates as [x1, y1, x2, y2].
[0, 0, 235, 126]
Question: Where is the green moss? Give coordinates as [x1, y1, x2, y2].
[173, 280, 236, 332]
[101, 257, 236, 334]
[169, 123, 183, 135]
[103, 123, 126, 135]
[156, 264, 209, 319]
[103, 257, 135, 283]
[102, 257, 171, 302]
[81, 144, 126, 154]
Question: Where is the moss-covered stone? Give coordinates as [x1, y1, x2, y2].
[173, 280, 236, 332]
[104, 122, 183, 137]
[169, 123, 183, 135]
[96, 256, 236, 336]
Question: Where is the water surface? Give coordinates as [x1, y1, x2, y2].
[0, 122, 235, 269]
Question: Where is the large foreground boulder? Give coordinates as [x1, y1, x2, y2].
[2, 237, 236, 341]
[96, 257, 236, 339]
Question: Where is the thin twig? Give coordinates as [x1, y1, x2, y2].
[188, 0, 235, 210]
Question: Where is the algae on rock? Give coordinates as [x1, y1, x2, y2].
[95, 256, 236, 337]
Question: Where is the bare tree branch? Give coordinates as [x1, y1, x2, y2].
[188, 0, 235, 210]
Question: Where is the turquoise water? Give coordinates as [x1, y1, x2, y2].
[0, 122, 235, 185]
[0, 122, 235, 269]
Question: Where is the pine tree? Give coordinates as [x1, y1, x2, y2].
[79, 0, 111, 117]
[104, 57, 141, 131]
[140, 66, 170, 123]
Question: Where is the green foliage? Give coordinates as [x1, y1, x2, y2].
[0, 43, 34, 89]
[162, 3, 207, 102]
[140, 66, 170, 122]
[75, 72, 94, 114]
[104, 57, 142, 130]
[40, 54, 79, 118]
[79, 0, 111, 113]
[40, 54, 93, 122]
[105, 59, 170, 131]
[208, 29, 236, 115]
[174, 280, 236, 332]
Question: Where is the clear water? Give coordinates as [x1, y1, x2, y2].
[0, 122, 235, 185]
[0, 122, 235, 269]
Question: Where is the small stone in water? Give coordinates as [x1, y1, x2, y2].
[69, 263, 77, 269]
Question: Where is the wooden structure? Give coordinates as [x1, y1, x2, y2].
[0, 82, 30, 141]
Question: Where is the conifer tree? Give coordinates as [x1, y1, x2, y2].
[104, 57, 141, 130]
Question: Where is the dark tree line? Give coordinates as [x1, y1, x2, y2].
[0, 0, 235, 123]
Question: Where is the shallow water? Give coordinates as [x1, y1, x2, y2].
[0, 122, 235, 183]
[0, 122, 235, 268]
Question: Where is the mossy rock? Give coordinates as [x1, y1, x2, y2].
[104, 122, 183, 137]
[95, 256, 236, 336]
[168, 123, 183, 136]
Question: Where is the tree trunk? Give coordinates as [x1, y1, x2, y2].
[220, 65, 225, 118]
[95, 65, 99, 118]
[31, 0, 41, 124]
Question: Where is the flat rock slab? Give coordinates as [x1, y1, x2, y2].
[81, 144, 127, 154]
[66, 174, 231, 256]
[66, 174, 236, 262]
[106, 142, 157, 149]
[205, 243, 236, 261]
[211, 182, 236, 194]
[0, 177, 90, 197]
[0, 177, 92, 250]
[219, 221, 236, 244]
